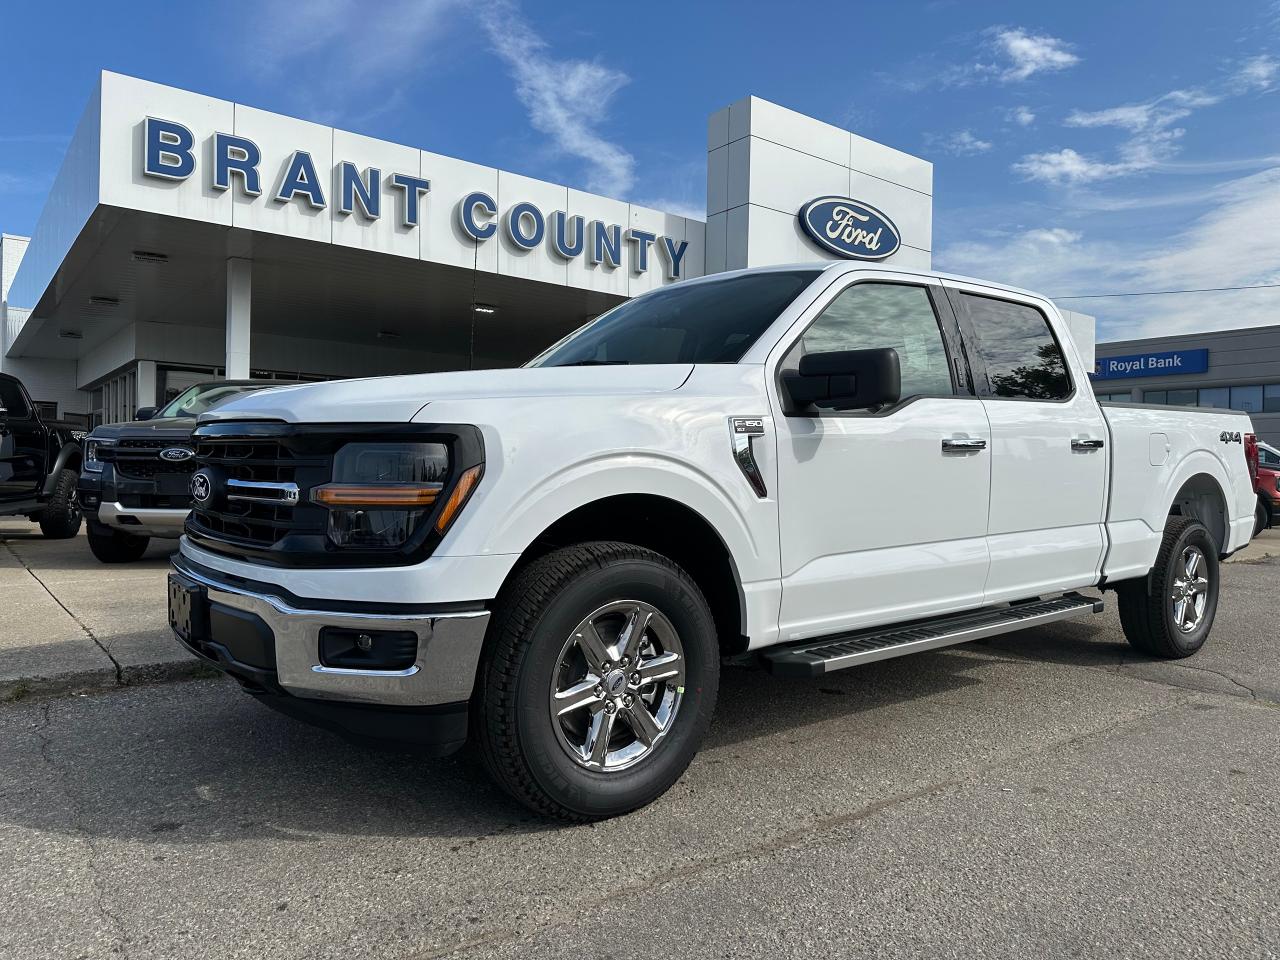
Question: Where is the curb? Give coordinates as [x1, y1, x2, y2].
[0, 657, 222, 705]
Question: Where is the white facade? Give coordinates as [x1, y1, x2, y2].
[5, 72, 939, 423]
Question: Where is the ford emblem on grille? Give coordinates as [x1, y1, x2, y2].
[190, 471, 212, 503]
[798, 196, 901, 261]
[159, 446, 195, 462]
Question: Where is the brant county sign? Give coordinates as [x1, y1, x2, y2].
[798, 197, 901, 261]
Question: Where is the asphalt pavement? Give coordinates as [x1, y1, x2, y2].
[1, 540, 1278, 959]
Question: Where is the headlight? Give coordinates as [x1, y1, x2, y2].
[83, 437, 116, 472]
[311, 442, 477, 549]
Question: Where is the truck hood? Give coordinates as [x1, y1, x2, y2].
[198, 365, 695, 424]
[89, 416, 195, 441]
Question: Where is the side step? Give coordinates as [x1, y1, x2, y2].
[761, 592, 1104, 678]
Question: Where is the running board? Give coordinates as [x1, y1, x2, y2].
[761, 592, 1104, 679]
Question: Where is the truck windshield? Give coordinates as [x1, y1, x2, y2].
[158, 383, 274, 419]
[528, 270, 821, 366]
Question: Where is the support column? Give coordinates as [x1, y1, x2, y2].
[135, 360, 157, 410]
[225, 258, 252, 379]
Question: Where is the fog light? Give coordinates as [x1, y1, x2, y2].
[319, 627, 417, 671]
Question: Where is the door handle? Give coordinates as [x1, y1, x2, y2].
[1071, 438, 1105, 451]
[941, 437, 987, 452]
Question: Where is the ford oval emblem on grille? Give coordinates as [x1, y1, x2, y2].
[798, 196, 901, 261]
[159, 446, 195, 462]
[190, 471, 212, 503]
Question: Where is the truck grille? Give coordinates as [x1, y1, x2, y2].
[112, 440, 197, 480]
[188, 437, 330, 550]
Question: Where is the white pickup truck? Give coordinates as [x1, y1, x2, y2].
[168, 263, 1258, 820]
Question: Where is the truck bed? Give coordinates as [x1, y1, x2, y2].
[1100, 402, 1256, 581]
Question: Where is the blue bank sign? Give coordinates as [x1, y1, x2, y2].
[798, 196, 901, 261]
[1092, 349, 1210, 380]
[141, 117, 691, 279]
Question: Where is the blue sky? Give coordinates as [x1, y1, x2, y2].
[1, 0, 1277, 339]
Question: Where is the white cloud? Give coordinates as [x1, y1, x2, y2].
[990, 28, 1080, 82]
[930, 130, 994, 155]
[1232, 54, 1279, 92]
[937, 167, 1280, 338]
[1013, 148, 1130, 185]
[1009, 106, 1036, 126]
[477, 1, 635, 197]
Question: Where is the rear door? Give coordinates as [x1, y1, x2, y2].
[770, 274, 992, 641]
[0, 377, 46, 500]
[942, 281, 1108, 602]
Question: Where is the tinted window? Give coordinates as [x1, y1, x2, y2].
[959, 294, 1070, 400]
[796, 283, 954, 398]
[1259, 446, 1280, 468]
[1198, 387, 1229, 409]
[1167, 389, 1197, 406]
[0, 379, 30, 418]
[1230, 385, 1263, 412]
[1266, 385, 1280, 413]
[1144, 390, 1167, 405]
[529, 270, 820, 366]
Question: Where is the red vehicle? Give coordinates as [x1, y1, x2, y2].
[1255, 438, 1279, 536]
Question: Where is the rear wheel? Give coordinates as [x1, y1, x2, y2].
[1117, 516, 1219, 659]
[475, 541, 719, 821]
[37, 469, 83, 539]
[86, 522, 150, 563]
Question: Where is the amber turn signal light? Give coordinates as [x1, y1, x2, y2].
[435, 465, 483, 533]
[311, 483, 442, 507]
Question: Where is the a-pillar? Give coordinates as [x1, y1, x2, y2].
[225, 258, 252, 379]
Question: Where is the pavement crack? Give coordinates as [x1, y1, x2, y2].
[1165, 661, 1259, 700]
[32, 701, 134, 959]
[2, 541, 125, 685]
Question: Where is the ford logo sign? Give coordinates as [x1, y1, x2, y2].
[798, 196, 901, 261]
[190, 471, 212, 504]
[159, 446, 194, 462]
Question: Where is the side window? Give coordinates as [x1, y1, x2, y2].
[794, 283, 955, 401]
[0, 379, 30, 418]
[959, 293, 1071, 401]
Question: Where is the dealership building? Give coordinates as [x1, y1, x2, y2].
[1092, 327, 1280, 445]
[2, 70, 946, 425]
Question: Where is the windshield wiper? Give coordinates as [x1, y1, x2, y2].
[553, 360, 631, 366]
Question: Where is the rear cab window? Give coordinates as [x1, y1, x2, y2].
[953, 293, 1072, 401]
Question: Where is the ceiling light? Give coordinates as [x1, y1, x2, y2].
[88, 295, 119, 307]
[376, 330, 400, 340]
[472, 303, 497, 315]
[58, 329, 83, 340]
[131, 250, 168, 264]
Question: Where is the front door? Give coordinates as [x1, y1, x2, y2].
[942, 281, 1109, 602]
[0, 378, 45, 501]
[771, 277, 992, 643]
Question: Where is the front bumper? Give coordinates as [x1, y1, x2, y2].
[97, 500, 189, 537]
[169, 555, 490, 753]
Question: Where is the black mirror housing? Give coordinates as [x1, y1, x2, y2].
[134, 406, 157, 421]
[783, 347, 901, 413]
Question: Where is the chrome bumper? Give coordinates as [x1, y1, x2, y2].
[172, 557, 490, 707]
[98, 501, 189, 538]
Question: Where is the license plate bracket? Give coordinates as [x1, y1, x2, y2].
[168, 572, 210, 644]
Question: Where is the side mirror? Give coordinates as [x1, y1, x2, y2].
[134, 406, 157, 421]
[782, 347, 901, 413]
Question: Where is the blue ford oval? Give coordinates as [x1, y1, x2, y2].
[799, 197, 901, 261]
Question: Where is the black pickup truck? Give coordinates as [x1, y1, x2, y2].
[78, 380, 281, 562]
[0, 373, 85, 539]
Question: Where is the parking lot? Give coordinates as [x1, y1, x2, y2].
[2, 519, 1280, 959]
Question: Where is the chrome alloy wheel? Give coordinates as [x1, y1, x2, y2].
[1170, 545, 1210, 633]
[549, 600, 686, 772]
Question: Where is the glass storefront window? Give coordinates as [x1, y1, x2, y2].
[1166, 389, 1197, 405]
[1144, 390, 1166, 405]
[1265, 384, 1280, 413]
[1230, 385, 1263, 412]
[1198, 387, 1230, 409]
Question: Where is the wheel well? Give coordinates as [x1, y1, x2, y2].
[1168, 473, 1228, 555]
[509, 494, 746, 654]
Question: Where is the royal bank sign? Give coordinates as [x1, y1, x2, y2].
[141, 117, 691, 279]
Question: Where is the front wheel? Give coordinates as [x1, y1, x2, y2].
[37, 469, 83, 539]
[86, 522, 150, 563]
[1117, 517, 1219, 659]
[475, 541, 720, 821]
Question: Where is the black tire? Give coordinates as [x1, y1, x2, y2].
[86, 522, 150, 563]
[1256, 497, 1270, 538]
[1117, 516, 1219, 659]
[37, 468, 83, 539]
[474, 541, 719, 822]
